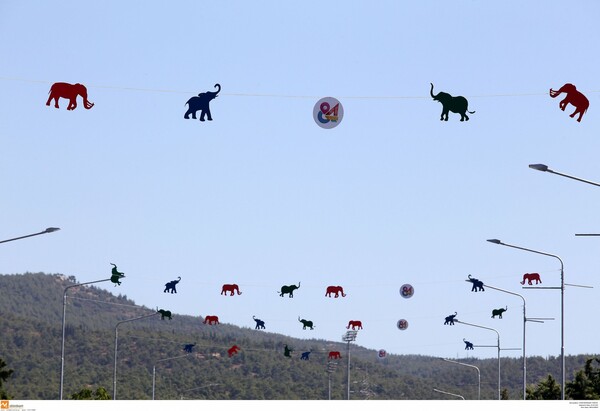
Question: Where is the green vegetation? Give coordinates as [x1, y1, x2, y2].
[0, 272, 598, 400]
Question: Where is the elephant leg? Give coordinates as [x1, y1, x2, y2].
[200, 109, 206, 121]
[184, 109, 194, 119]
[205, 108, 212, 121]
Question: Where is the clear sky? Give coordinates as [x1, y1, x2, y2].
[1, 1, 599, 362]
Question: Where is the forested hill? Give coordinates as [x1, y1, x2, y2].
[0, 273, 594, 400]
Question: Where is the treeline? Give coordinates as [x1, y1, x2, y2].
[0, 273, 597, 400]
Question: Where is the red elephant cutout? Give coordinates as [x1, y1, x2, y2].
[221, 283, 242, 296]
[549, 83, 589, 122]
[325, 285, 346, 298]
[203, 315, 219, 325]
[46, 82, 94, 110]
[328, 351, 342, 360]
[228, 345, 240, 357]
[520, 273, 542, 285]
[347, 320, 363, 330]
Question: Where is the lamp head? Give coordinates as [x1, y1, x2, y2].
[45, 227, 61, 233]
[529, 164, 549, 172]
[487, 239, 502, 244]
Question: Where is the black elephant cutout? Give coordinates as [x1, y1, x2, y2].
[284, 344, 293, 358]
[549, 83, 589, 122]
[46, 82, 94, 110]
[467, 274, 485, 292]
[279, 282, 300, 298]
[521, 273, 542, 285]
[444, 311, 457, 325]
[298, 316, 314, 330]
[491, 306, 507, 319]
[463, 338, 474, 350]
[164, 276, 181, 294]
[430, 83, 475, 121]
[110, 263, 125, 286]
[157, 307, 172, 320]
[184, 83, 221, 121]
[183, 343, 195, 353]
[253, 315, 266, 330]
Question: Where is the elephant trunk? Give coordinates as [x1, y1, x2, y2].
[214, 83, 221, 95]
[84, 99, 94, 109]
[297, 282, 301, 288]
[430, 83, 438, 99]
[549, 88, 562, 98]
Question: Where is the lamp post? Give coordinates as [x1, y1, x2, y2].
[441, 358, 480, 400]
[60, 277, 111, 400]
[529, 164, 600, 187]
[113, 312, 161, 400]
[0, 227, 60, 244]
[152, 354, 190, 400]
[455, 320, 501, 400]
[342, 330, 357, 400]
[487, 239, 565, 400]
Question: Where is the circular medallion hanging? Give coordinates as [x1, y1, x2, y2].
[313, 97, 343, 129]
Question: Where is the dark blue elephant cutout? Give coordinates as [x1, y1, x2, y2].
[430, 83, 475, 121]
[184, 83, 221, 121]
[164, 276, 181, 294]
[110, 263, 125, 286]
[253, 315, 266, 330]
[183, 343, 195, 353]
[300, 351, 311, 360]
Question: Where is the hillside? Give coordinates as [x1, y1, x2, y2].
[0, 273, 595, 400]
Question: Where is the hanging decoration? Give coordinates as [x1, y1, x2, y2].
[163, 276, 181, 294]
[203, 315, 219, 325]
[377, 349, 387, 359]
[284, 344, 293, 358]
[109, 263, 125, 286]
[346, 320, 363, 330]
[183, 343, 195, 353]
[227, 345, 240, 357]
[221, 283, 242, 296]
[466, 274, 485, 292]
[520, 273, 542, 285]
[184, 83, 221, 121]
[252, 315, 266, 330]
[300, 351, 311, 360]
[298, 316, 314, 330]
[313, 97, 343, 129]
[397, 319, 409, 330]
[549, 83, 589, 122]
[46, 82, 94, 110]
[328, 351, 342, 360]
[400, 284, 414, 298]
[157, 307, 172, 320]
[279, 282, 301, 298]
[491, 306, 508, 319]
[430, 83, 475, 121]
[463, 339, 474, 350]
[325, 285, 346, 298]
[443, 312, 457, 326]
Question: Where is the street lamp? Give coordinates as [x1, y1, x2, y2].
[441, 358, 480, 400]
[113, 312, 161, 400]
[152, 354, 190, 400]
[342, 330, 357, 400]
[0, 227, 60, 244]
[487, 239, 566, 400]
[59, 277, 111, 400]
[529, 164, 600, 187]
[454, 320, 501, 400]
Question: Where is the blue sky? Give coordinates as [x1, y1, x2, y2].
[1, 0, 599, 363]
